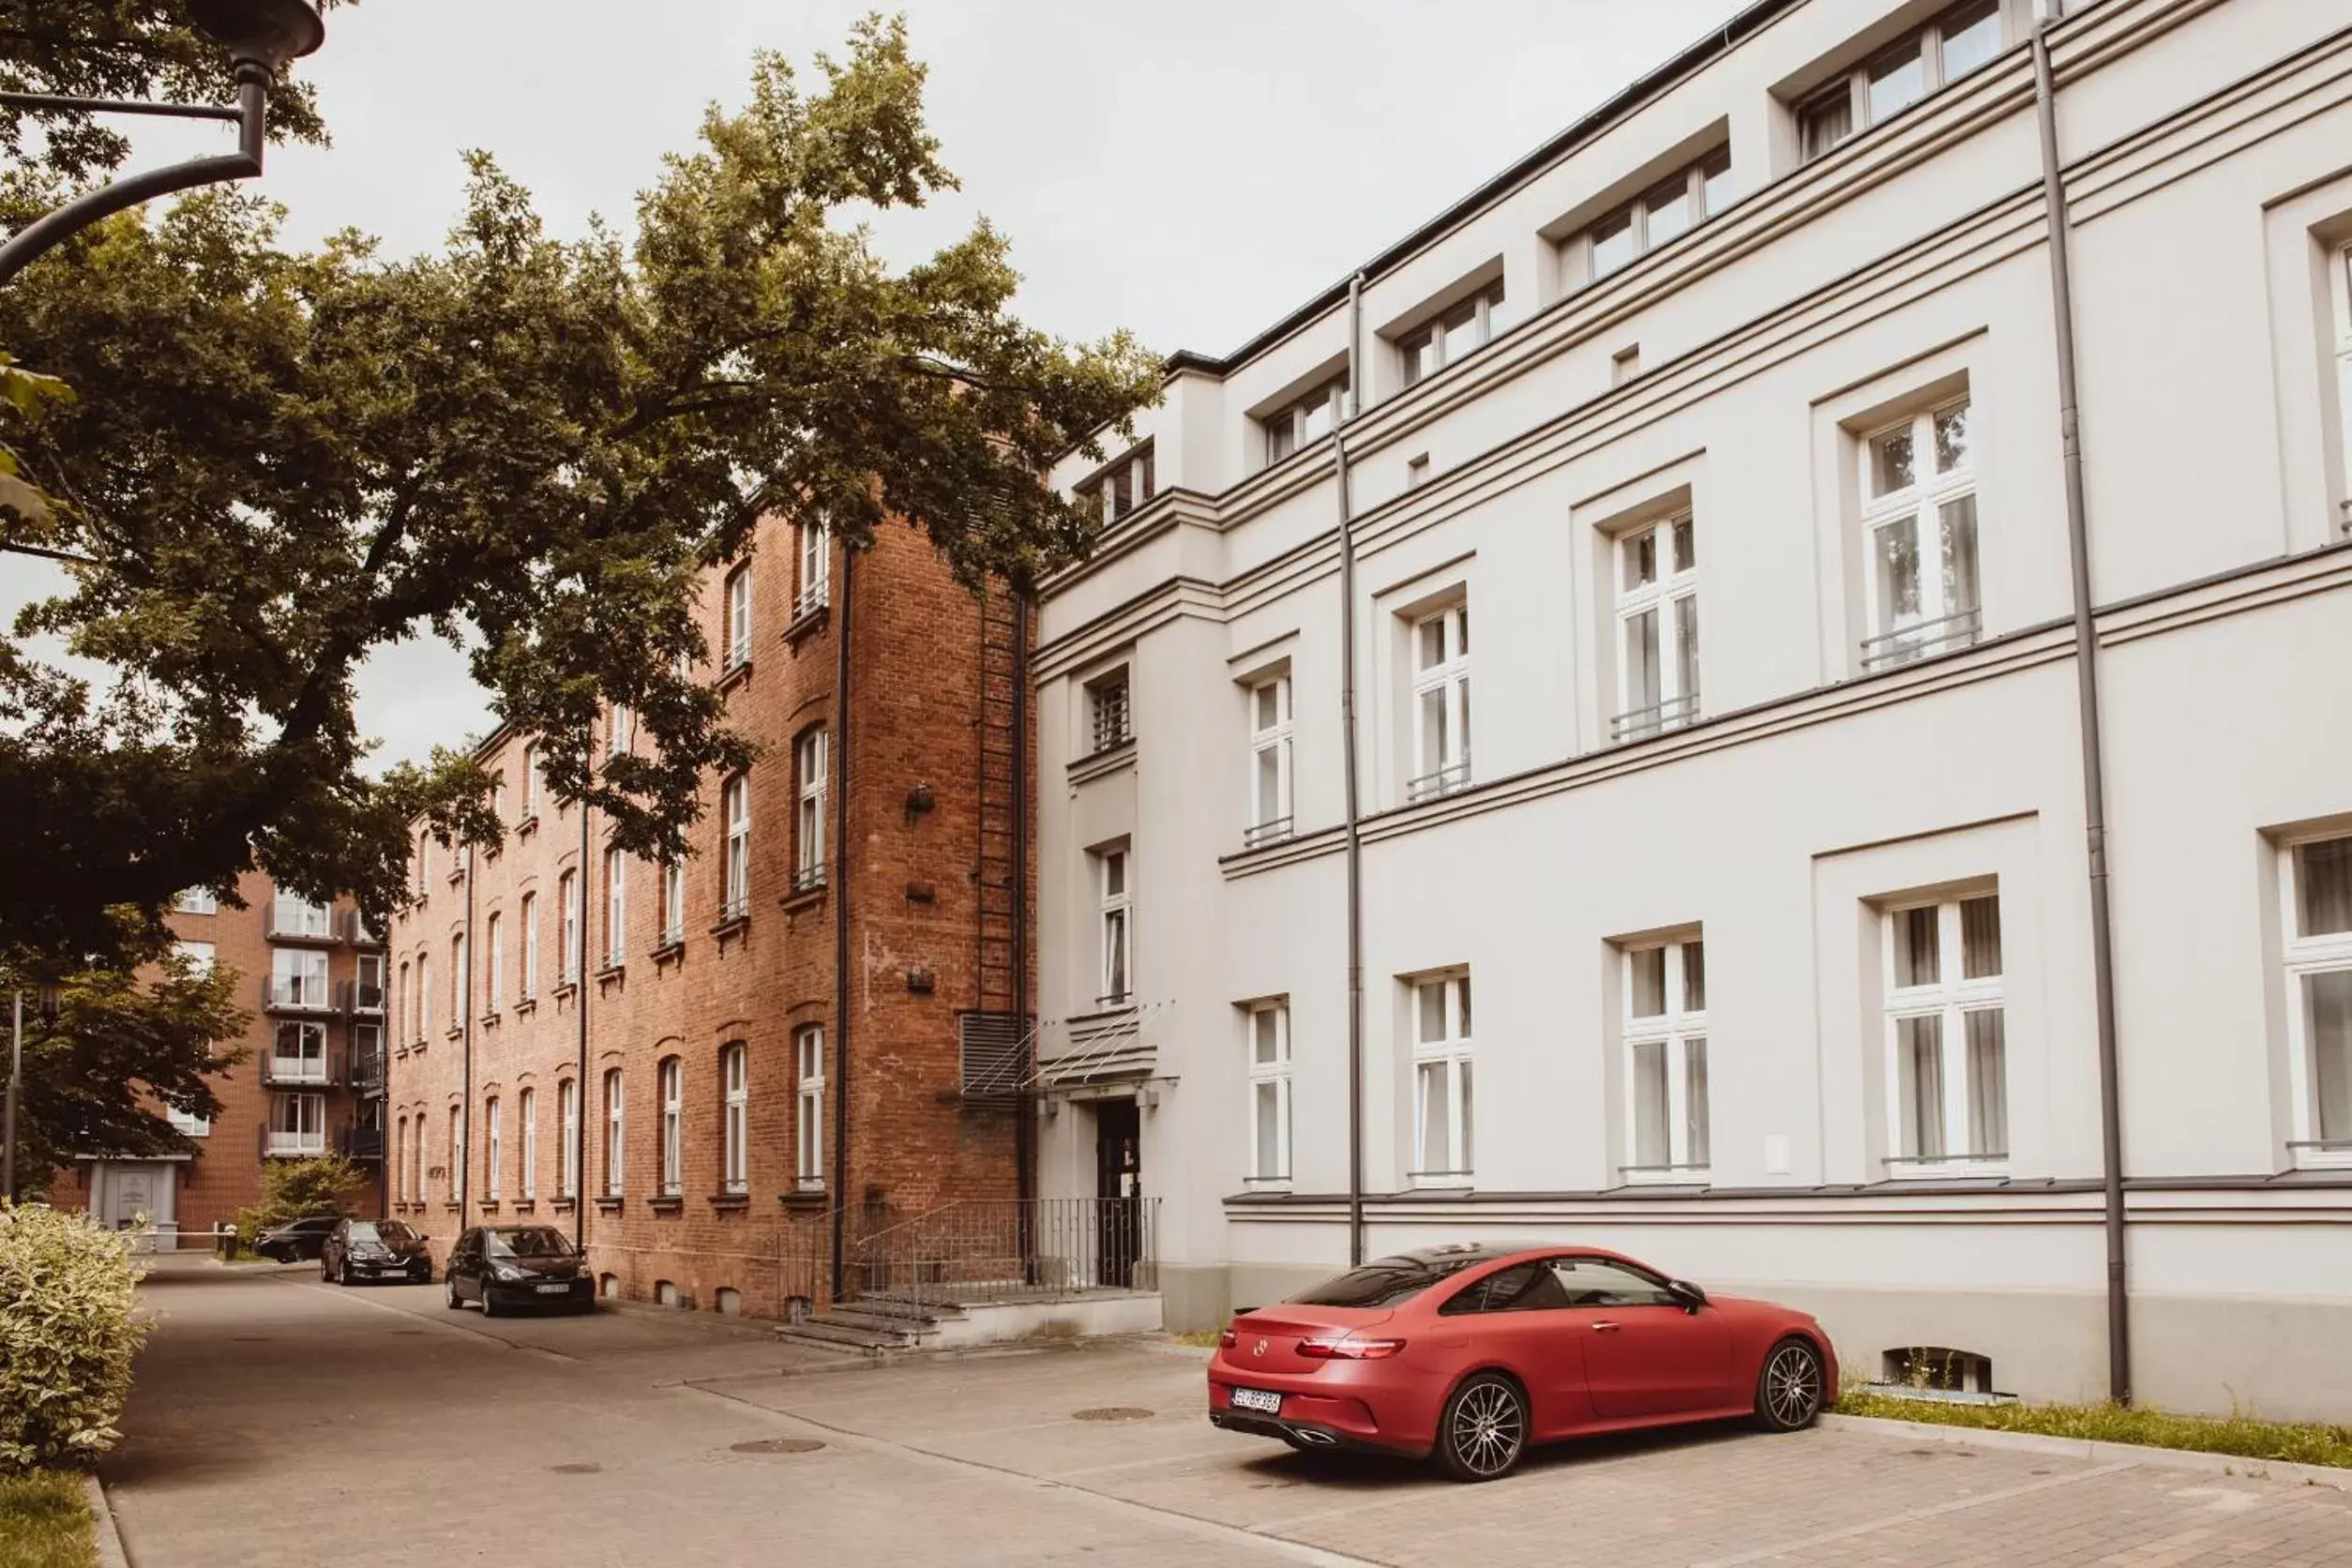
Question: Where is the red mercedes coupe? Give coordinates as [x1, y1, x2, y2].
[1207, 1243, 1835, 1481]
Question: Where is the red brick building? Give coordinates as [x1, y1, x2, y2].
[385, 516, 1030, 1316]
[48, 872, 388, 1245]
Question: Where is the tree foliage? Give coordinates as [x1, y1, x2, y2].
[0, 14, 1161, 963]
[234, 1153, 363, 1249]
[7, 936, 248, 1194]
[0, 1200, 148, 1473]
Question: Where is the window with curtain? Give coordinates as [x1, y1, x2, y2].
[726, 564, 753, 670]
[604, 848, 627, 968]
[1861, 397, 1980, 670]
[485, 912, 504, 1010]
[1883, 892, 2007, 1172]
[661, 858, 685, 946]
[485, 1097, 502, 1200]
[795, 728, 828, 892]
[1798, 0, 2002, 164]
[520, 893, 539, 1000]
[796, 522, 830, 618]
[559, 871, 580, 983]
[559, 1078, 580, 1198]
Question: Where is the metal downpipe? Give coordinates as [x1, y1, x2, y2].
[1337, 274, 1367, 1267]
[2034, 17, 2131, 1407]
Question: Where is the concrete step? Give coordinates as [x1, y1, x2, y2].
[817, 1305, 943, 1338]
[840, 1293, 965, 1323]
[773, 1318, 900, 1354]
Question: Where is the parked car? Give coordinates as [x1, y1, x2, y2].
[251, 1214, 342, 1263]
[1207, 1243, 1836, 1482]
[321, 1217, 432, 1286]
[443, 1226, 596, 1317]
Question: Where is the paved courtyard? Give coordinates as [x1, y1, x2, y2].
[105, 1261, 2352, 1567]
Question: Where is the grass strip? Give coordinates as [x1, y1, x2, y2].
[0, 1470, 97, 1568]
[1835, 1388, 2352, 1470]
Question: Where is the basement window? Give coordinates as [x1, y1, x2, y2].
[1881, 1345, 1998, 1396]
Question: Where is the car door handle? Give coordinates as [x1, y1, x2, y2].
[1591, 1321, 1621, 1333]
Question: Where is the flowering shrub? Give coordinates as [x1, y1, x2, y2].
[0, 1202, 147, 1473]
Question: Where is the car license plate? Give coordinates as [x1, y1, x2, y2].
[535, 1282, 571, 1294]
[1229, 1388, 1282, 1414]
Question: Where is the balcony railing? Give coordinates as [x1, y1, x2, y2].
[792, 861, 827, 895]
[349, 1045, 386, 1094]
[792, 580, 830, 622]
[262, 1048, 342, 1088]
[341, 908, 383, 946]
[337, 1124, 384, 1161]
[1610, 692, 1700, 744]
[1243, 816, 1294, 850]
[1089, 688, 1132, 755]
[778, 1196, 1161, 1315]
[1406, 757, 1471, 803]
[1860, 608, 1983, 672]
[265, 903, 337, 942]
[261, 976, 339, 1014]
[339, 976, 384, 1015]
[264, 1131, 328, 1158]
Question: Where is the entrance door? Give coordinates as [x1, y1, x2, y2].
[1093, 1098, 1140, 1289]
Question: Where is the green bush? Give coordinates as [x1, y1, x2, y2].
[0, 1203, 148, 1474]
[232, 1154, 364, 1253]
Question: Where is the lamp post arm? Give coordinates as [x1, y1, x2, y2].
[0, 62, 270, 290]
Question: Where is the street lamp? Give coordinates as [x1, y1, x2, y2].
[4, 980, 61, 1204]
[0, 0, 327, 288]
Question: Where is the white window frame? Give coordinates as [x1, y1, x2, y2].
[1245, 673, 1293, 848]
[1612, 514, 1701, 742]
[1263, 376, 1347, 465]
[520, 743, 542, 819]
[658, 1058, 683, 1197]
[1246, 1000, 1292, 1185]
[519, 1087, 537, 1200]
[603, 847, 626, 969]
[608, 704, 633, 758]
[795, 1025, 825, 1191]
[795, 728, 828, 891]
[1583, 147, 1734, 282]
[559, 870, 580, 984]
[1097, 847, 1132, 1005]
[1081, 445, 1157, 522]
[726, 563, 754, 670]
[485, 1097, 502, 1200]
[1407, 602, 1471, 802]
[1621, 937, 1710, 1181]
[1086, 669, 1131, 755]
[2281, 831, 2352, 1168]
[660, 858, 685, 947]
[721, 775, 750, 921]
[271, 947, 330, 1009]
[1881, 892, 2008, 1176]
[174, 940, 216, 977]
[267, 1091, 326, 1156]
[271, 892, 333, 939]
[356, 952, 385, 1014]
[1860, 396, 1981, 670]
[270, 1019, 328, 1084]
[721, 1042, 748, 1195]
[520, 893, 539, 1001]
[449, 933, 466, 1028]
[2332, 246, 2352, 541]
[1397, 281, 1507, 389]
[795, 522, 830, 619]
[1797, 0, 2004, 164]
[558, 1078, 580, 1198]
[485, 912, 504, 1011]
[415, 955, 430, 1043]
[1410, 972, 1474, 1185]
[446, 1105, 462, 1199]
[604, 1070, 626, 1198]
[173, 888, 218, 914]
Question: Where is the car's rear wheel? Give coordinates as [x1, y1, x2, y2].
[1435, 1373, 1527, 1483]
[1756, 1337, 1825, 1432]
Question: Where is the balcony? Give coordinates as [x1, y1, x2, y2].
[341, 908, 383, 947]
[261, 976, 339, 1016]
[349, 1044, 386, 1095]
[1406, 757, 1471, 804]
[1860, 608, 1983, 672]
[339, 976, 385, 1015]
[261, 1048, 342, 1089]
[1610, 692, 1700, 745]
[337, 1124, 384, 1161]
[265, 902, 339, 944]
[263, 1130, 328, 1158]
[1243, 816, 1294, 851]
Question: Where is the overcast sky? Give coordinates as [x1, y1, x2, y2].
[6, 0, 1747, 769]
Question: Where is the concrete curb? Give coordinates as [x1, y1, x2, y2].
[84, 1473, 131, 1568]
[1819, 1412, 2352, 1491]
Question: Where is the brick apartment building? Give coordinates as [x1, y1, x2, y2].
[385, 515, 1030, 1317]
[49, 872, 388, 1244]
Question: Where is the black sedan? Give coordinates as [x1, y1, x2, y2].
[251, 1214, 341, 1262]
[444, 1226, 596, 1316]
[321, 1218, 432, 1286]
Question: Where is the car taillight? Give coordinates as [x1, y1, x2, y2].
[1295, 1336, 1407, 1361]
[1218, 1329, 1237, 1350]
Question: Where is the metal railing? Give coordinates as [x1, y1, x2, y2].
[1610, 692, 1699, 743]
[265, 901, 337, 942]
[792, 580, 830, 622]
[339, 976, 384, 1014]
[1089, 686, 1132, 754]
[261, 1050, 340, 1087]
[792, 861, 827, 895]
[1406, 757, 1471, 802]
[1860, 608, 1982, 671]
[1243, 815, 1295, 850]
[846, 1197, 1159, 1308]
[261, 974, 339, 1013]
[338, 1124, 384, 1160]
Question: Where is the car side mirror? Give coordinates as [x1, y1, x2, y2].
[1666, 1279, 1708, 1313]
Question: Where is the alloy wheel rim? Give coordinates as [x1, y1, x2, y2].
[1766, 1345, 1820, 1426]
[1453, 1382, 1524, 1475]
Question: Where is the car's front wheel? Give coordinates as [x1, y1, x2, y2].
[1435, 1373, 1528, 1483]
[1756, 1337, 1826, 1432]
[480, 1289, 502, 1319]
[445, 1277, 464, 1311]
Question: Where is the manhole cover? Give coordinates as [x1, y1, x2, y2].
[1073, 1407, 1153, 1423]
[550, 1463, 603, 1475]
[730, 1438, 824, 1455]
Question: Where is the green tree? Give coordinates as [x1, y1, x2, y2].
[0, 14, 1161, 964]
[233, 1153, 363, 1250]
[8, 936, 248, 1194]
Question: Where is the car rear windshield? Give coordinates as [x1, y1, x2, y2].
[1286, 1254, 1494, 1309]
[348, 1221, 415, 1245]
[484, 1228, 573, 1259]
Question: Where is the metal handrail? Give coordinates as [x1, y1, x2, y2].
[846, 1196, 1159, 1307]
[1243, 816, 1295, 849]
[1610, 692, 1700, 743]
[1406, 758, 1470, 802]
[1860, 608, 1983, 671]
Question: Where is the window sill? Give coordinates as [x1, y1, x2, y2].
[782, 603, 829, 645]
[549, 1197, 576, 1213]
[478, 1199, 501, 1214]
[781, 882, 826, 916]
[711, 913, 750, 942]
[652, 940, 686, 968]
[593, 1196, 624, 1214]
[446, 868, 466, 886]
[778, 1186, 828, 1212]
[479, 1011, 500, 1030]
[1406, 1171, 1474, 1192]
[648, 1195, 685, 1216]
[444, 1024, 463, 1041]
[482, 842, 502, 862]
[708, 1192, 751, 1213]
[552, 981, 579, 1001]
[516, 814, 539, 839]
[595, 963, 625, 985]
[1881, 1157, 2009, 1182]
[510, 1199, 535, 1214]
[514, 996, 538, 1016]
[443, 1200, 463, 1213]
[717, 658, 753, 693]
[1242, 1176, 1292, 1193]
[1066, 738, 1136, 786]
[1619, 1166, 1711, 1186]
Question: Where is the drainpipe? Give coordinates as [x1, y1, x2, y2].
[2033, 19, 2131, 1407]
[1336, 274, 1367, 1268]
[575, 786, 591, 1254]
[460, 845, 475, 1222]
[831, 542, 856, 1300]
[1013, 590, 1033, 1214]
